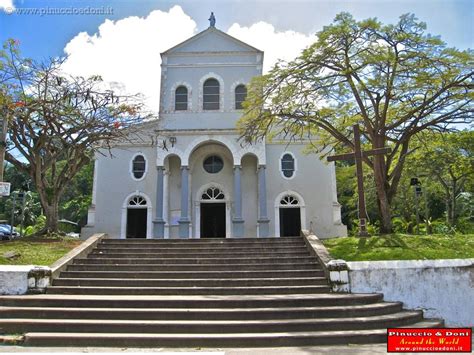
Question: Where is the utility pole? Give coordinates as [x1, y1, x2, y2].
[0, 109, 8, 181]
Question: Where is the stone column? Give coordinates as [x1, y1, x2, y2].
[152, 166, 165, 238]
[178, 166, 190, 238]
[258, 165, 270, 237]
[232, 165, 244, 237]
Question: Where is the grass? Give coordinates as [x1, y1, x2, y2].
[0, 235, 82, 266]
[322, 233, 474, 261]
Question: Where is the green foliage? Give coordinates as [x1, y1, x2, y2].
[239, 11, 473, 233]
[322, 234, 474, 261]
[59, 160, 93, 226]
[24, 215, 46, 236]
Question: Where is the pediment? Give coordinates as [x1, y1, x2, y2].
[162, 27, 262, 55]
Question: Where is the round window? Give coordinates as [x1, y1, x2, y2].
[203, 155, 224, 174]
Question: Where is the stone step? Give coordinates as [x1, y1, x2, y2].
[94, 246, 309, 253]
[73, 256, 318, 265]
[0, 302, 403, 320]
[87, 251, 311, 258]
[67, 263, 322, 272]
[100, 238, 304, 245]
[22, 320, 444, 347]
[59, 270, 325, 279]
[0, 311, 423, 334]
[52, 277, 329, 287]
[45, 285, 332, 295]
[0, 293, 384, 308]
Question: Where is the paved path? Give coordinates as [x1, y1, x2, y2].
[0, 344, 390, 354]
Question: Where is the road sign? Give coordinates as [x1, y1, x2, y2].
[0, 182, 11, 196]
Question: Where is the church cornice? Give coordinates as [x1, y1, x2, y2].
[161, 26, 263, 56]
[164, 63, 260, 68]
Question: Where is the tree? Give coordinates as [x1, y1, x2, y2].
[0, 39, 149, 234]
[238, 13, 473, 233]
[411, 130, 473, 226]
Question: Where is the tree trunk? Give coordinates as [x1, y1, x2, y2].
[451, 180, 457, 225]
[43, 203, 59, 233]
[372, 140, 393, 234]
[37, 184, 60, 234]
[375, 182, 393, 233]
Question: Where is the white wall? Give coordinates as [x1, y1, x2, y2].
[348, 259, 474, 327]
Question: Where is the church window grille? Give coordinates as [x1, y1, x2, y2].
[128, 195, 147, 207]
[201, 187, 225, 200]
[203, 155, 224, 174]
[235, 84, 247, 109]
[132, 155, 146, 179]
[280, 194, 300, 206]
[175, 86, 188, 111]
[203, 78, 220, 110]
[281, 153, 295, 178]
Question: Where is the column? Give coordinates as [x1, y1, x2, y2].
[232, 165, 244, 237]
[258, 165, 270, 237]
[178, 166, 190, 238]
[152, 166, 165, 238]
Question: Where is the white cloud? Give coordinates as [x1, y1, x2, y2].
[228, 22, 315, 72]
[62, 6, 314, 111]
[0, 0, 15, 11]
[62, 6, 197, 111]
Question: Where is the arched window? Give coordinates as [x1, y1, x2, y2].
[128, 195, 147, 207]
[132, 155, 146, 179]
[201, 187, 225, 200]
[280, 195, 300, 206]
[203, 78, 220, 110]
[235, 84, 247, 109]
[281, 153, 295, 178]
[175, 86, 188, 111]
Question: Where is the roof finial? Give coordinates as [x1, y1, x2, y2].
[208, 12, 216, 27]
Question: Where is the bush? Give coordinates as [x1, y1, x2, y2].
[392, 217, 409, 233]
[430, 219, 456, 234]
[455, 217, 474, 234]
[24, 215, 46, 236]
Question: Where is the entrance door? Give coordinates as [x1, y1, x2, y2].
[126, 208, 147, 238]
[200, 203, 226, 238]
[279, 208, 301, 237]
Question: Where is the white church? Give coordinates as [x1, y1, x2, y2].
[83, 17, 347, 240]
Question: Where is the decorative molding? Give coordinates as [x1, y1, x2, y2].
[129, 152, 148, 182]
[229, 79, 247, 111]
[169, 81, 193, 112]
[120, 191, 153, 239]
[199, 72, 225, 112]
[274, 190, 307, 238]
[279, 151, 297, 180]
[194, 182, 231, 238]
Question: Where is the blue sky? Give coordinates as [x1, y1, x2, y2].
[1, 0, 472, 59]
[1, 0, 472, 110]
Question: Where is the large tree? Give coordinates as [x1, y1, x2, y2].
[238, 13, 473, 233]
[0, 39, 149, 234]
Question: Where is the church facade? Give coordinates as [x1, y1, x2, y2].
[83, 24, 347, 239]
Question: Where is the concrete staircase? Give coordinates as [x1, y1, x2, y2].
[0, 237, 443, 347]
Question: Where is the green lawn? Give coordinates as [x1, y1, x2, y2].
[0, 236, 82, 266]
[322, 234, 474, 261]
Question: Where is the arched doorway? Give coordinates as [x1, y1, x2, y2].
[196, 185, 230, 238]
[275, 192, 306, 237]
[121, 194, 152, 239]
[126, 196, 147, 238]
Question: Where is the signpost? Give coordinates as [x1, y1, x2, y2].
[0, 181, 11, 196]
[327, 124, 391, 237]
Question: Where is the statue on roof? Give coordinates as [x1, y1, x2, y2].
[209, 12, 216, 27]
